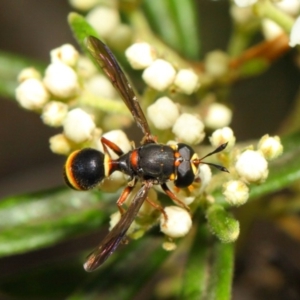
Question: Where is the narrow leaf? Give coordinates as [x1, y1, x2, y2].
[0, 188, 117, 256]
[180, 222, 234, 300]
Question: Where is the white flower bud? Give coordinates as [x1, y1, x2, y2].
[172, 113, 205, 145]
[139, 188, 158, 215]
[205, 51, 229, 78]
[233, 0, 257, 7]
[99, 130, 131, 159]
[41, 101, 68, 127]
[209, 127, 236, 150]
[198, 164, 212, 193]
[85, 74, 117, 99]
[167, 181, 196, 206]
[43, 62, 79, 98]
[147, 97, 179, 130]
[204, 103, 232, 129]
[50, 44, 79, 67]
[77, 56, 98, 79]
[235, 150, 269, 183]
[290, 16, 300, 47]
[174, 69, 199, 95]
[142, 59, 176, 91]
[49, 133, 72, 155]
[223, 180, 249, 206]
[125, 42, 156, 69]
[160, 206, 192, 238]
[63, 108, 96, 143]
[15, 78, 49, 110]
[99, 171, 128, 192]
[257, 134, 283, 160]
[162, 241, 177, 251]
[18, 67, 41, 82]
[262, 19, 284, 41]
[69, 0, 99, 11]
[106, 24, 133, 51]
[275, 0, 300, 16]
[230, 6, 253, 24]
[109, 211, 137, 235]
[109, 211, 121, 231]
[86, 6, 120, 39]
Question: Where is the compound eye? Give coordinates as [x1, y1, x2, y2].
[64, 148, 105, 190]
[174, 161, 195, 188]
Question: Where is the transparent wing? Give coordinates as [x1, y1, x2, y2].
[84, 182, 153, 272]
[87, 36, 154, 143]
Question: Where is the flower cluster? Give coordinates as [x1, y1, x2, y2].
[230, 0, 300, 46]
[222, 134, 283, 207]
[14, 2, 285, 251]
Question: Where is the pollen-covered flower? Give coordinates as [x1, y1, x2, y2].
[160, 206, 192, 238]
[204, 103, 232, 129]
[174, 69, 199, 95]
[63, 108, 96, 143]
[172, 113, 205, 145]
[257, 134, 283, 160]
[43, 62, 79, 98]
[142, 59, 176, 91]
[147, 97, 179, 130]
[86, 6, 120, 39]
[210, 127, 236, 150]
[235, 150, 269, 183]
[42, 101, 68, 127]
[125, 42, 156, 70]
[15, 78, 49, 110]
[223, 180, 249, 206]
[50, 44, 79, 67]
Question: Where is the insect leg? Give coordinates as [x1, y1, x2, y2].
[116, 184, 135, 215]
[101, 136, 125, 156]
[161, 183, 190, 212]
[145, 197, 168, 222]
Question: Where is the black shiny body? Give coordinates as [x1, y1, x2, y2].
[117, 144, 175, 184]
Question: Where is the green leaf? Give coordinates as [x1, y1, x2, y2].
[68, 236, 170, 299]
[180, 223, 234, 300]
[167, 0, 201, 59]
[142, 0, 200, 59]
[0, 51, 45, 99]
[0, 188, 118, 256]
[68, 12, 99, 56]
